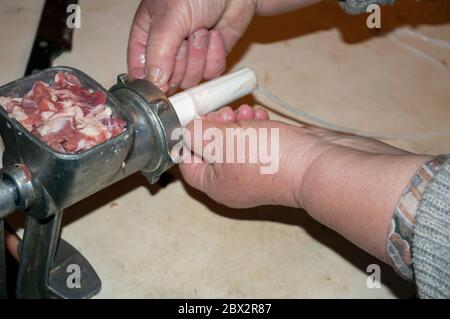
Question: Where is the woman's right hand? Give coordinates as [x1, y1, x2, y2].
[127, 0, 258, 93]
[127, 0, 322, 94]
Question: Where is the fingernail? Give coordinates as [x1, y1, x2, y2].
[167, 83, 178, 96]
[138, 53, 146, 65]
[148, 67, 164, 84]
[255, 109, 269, 120]
[176, 41, 188, 60]
[222, 113, 233, 122]
[209, 30, 222, 50]
[237, 104, 250, 114]
[129, 67, 145, 79]
[219, 107, 235, 122]
[192, 30, 208, 49]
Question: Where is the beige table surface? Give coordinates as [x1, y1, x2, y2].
[0, 0, 449, 298]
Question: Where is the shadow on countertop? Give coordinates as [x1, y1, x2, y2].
[227, 0, 450, 70]
[6, 162, 415, 298]
[13, 164, 412, 299]
[173, 168, 416, 299]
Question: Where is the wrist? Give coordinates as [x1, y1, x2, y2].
[290, 141, 341, 209]
[270, 132, 336, 208]
[297, 146, 431, 261]
[298, 146, 431, 214]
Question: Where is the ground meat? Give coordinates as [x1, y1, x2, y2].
[0, 72, 126, 153]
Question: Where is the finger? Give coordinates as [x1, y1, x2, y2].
[180, 29, 210, 89]
[145, 12, 190, 92]
[235, 104, 255, 121]
[167, 40, 189, 95]
[205, 106, 236, 123]
[206, 111, 220, 121]
[216, 106, 236, 123]
[254, 108, 270, 120]
[203, 30, 226, 80]
[127, 2, 150, 79]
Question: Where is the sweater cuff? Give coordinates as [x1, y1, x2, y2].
[413, 157, 450, 298]
[386, 156, 448, 281]
[338, 0, 395, 15]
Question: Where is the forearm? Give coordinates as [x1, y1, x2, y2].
[254, 0, 322, 16]
[297, 146, 431, 263]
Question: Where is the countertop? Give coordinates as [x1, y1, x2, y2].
[0, 0, 449, 298]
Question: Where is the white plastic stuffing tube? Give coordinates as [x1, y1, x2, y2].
[169, 68, 258, 127]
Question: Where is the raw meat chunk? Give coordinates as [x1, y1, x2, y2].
[0, 72, 126, 153]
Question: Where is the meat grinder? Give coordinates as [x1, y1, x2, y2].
[0, 66, 257, 298]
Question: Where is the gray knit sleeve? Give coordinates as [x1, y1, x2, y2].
[413, 158, 450, 299]
[339, 0, 395, 14]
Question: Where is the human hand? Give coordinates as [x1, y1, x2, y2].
[179, 105, 410, 209]
[127, 0, 257, 93]
[127, 0, 321, 94]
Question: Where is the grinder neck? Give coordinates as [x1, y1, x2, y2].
[109, 75, 182, 184]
